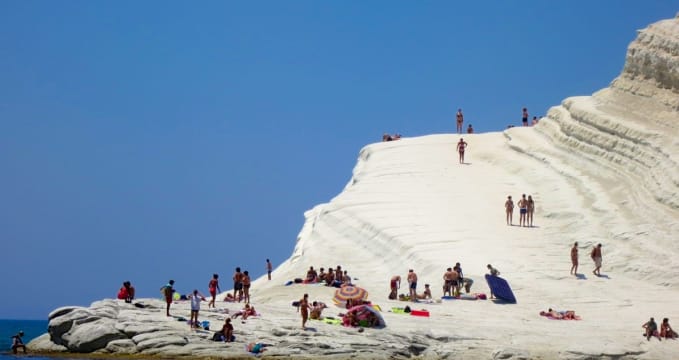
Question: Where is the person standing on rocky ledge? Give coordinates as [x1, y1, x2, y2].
[161, 280, 175, 317]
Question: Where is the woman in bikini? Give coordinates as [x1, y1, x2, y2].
[527, 195, 535, 227]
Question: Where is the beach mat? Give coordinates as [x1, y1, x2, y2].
[485, 274, 517, 303]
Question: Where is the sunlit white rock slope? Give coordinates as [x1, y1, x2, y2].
[32, 14, 679, 360]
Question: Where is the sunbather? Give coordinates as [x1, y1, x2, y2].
[660, 318, 678, 339]
[540, 308, 579, 320]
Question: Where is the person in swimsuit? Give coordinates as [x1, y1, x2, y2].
[527, 195, 535, 227]
[208, 274, 220, 309]
[660, 318, 678, 339]
[242, 271, 251, 304]
[298, 293, 311, 329]
[233, 267, 243, 302]
[456, 138, 468, 164]
[517, 194, 528, 227]
[456, 108, 464, 134]
[467, 124, 474, 134]
[443, 268, 455, 297]
[11, 331, 26, 354]
[522, 107, 529, 126]
[266, 259, 273, 281]
[591, 244, 603, 276]
[505, 196, 514, 225]
[407, 269, 418, 302]
[643, 317, 661, 341]
[221, 318, 234, 342]
[389, 275, 401, 299]
[161, 280, 175, 317]
[570, 242, 579, 275]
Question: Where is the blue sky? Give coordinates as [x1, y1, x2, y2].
[1, 1, 676, 319]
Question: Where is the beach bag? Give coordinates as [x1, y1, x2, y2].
[291, 301, 300, 307]
[404, 306, 411, 313]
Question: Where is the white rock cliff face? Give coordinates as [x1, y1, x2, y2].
[29, 15, 679, 360]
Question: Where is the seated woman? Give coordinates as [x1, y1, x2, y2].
[310, 301, 327, 320]
[416, 284, 432, 300]
[660, 318, 678, 339]
[223, 293, 235, 302]
[342, 310, 359, 327]
[220, 318, 234, 342]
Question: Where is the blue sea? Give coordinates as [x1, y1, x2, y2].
[0, 319, 92, 360]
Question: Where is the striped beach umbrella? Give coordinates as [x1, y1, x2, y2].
[332, 285, 368, 304]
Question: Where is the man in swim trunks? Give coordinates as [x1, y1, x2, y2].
[442, 268, 455, 297]
[456, 108, 464, 134]
[591, 243, 603, 276]
[161, 280, 175, 316]
[233, 267, 244, 302]
[407, 269, 418, 302]
[389, 275, 400, 300]
[517, 194, 528, 227]
[570, 242, 579, 275]
[456, 138, 468, 164]
[266, 259, 273, 281]
[505, 195, 514, 225]
[522, 107, 529, 126]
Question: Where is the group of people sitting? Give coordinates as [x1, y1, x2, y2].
[342, 307, 380, 328]
[382, 133, 402, 142]
[643, 317, 677, 341]
[303, 265, 353, 287]
[116, 281, 136, 303]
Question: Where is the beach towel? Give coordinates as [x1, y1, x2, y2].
[390, 307, 407, 314]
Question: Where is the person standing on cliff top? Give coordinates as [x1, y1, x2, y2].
[522, 107, 529, 126]
[456, 108, 464, 134]
[161, 280, 175, 317]
[266, 259, 273, 280]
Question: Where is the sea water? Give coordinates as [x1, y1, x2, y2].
[0, 319, 94, 360]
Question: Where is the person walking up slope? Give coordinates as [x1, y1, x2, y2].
[570, 242, 579, 275]
[591, 243, 603, 276]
